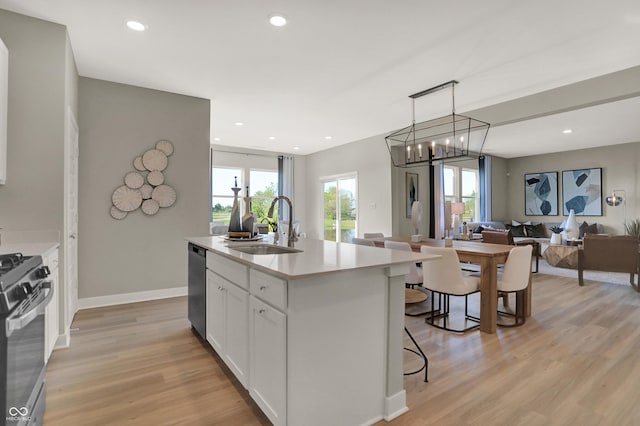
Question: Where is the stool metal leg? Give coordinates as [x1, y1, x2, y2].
[403, 326, 428, 382]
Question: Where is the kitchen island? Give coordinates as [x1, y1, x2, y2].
[186, 236, 439, 426]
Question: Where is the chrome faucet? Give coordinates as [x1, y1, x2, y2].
[267, 196, 298, 247]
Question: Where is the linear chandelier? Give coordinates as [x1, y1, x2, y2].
[385, 80, 490, 168]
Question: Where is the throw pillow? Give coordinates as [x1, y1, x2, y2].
[525, 223, 547, 238]
[474, 225, 485, 234]
[511, 220, 532, 226]
[579, 221, 599, 238]
[506, 224, 526, 237]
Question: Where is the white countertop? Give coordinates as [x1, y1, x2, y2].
[186, 236, 438, 279]
[0, 242, 59, 257]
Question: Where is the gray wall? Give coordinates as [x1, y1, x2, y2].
[78, 77, 210, 298]
[503, 141, 640, 234]
[0, 10, 69, 230]
[304, 133, 392, 240]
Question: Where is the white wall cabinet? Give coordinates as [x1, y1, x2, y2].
[249, 295, 286, 426]
[205, 265, 249, 388]
[43, 247, 59, 362]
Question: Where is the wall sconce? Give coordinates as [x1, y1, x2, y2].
[605, 189, 626, 233]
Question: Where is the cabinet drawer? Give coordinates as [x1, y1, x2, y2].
[250, 269, 287, 311]
[207, 251, 249, 289]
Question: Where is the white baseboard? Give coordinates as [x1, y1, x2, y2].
[384, 390, 408, 421]
[78, 286, 187, 310]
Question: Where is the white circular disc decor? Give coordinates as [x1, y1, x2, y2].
[124, 171, 144, 189]
[141, 199, 160, 215]
[152, 184, 177, 208]
[133, 156, 146, 171]
[112, 185, 143, 212]
[142, 149, 168, 171]
[147, 170, 164, 186]
[110, 205, 128, 220]
[155, 140, 174, 156]
[139, 183, 153, 199]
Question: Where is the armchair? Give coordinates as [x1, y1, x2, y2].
[578, 235, 639, 290]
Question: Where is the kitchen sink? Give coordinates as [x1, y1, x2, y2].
[231, 245, 302, 255]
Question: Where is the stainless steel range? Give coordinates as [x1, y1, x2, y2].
[0, 253, 52, 426]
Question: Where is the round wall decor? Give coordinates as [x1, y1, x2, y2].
[139, 183, 153, 199]
[112, 185, 143, 212]
[133, 156, 146, 171]
[142, 149, 168, 171]
[152, 184, 177, 208]
[110, 205, 128, 220]
[141, 199, 160, 215]
[156, 140, 174, 156]
[124, 171, 144, 189]
[111, 139, 176, 220]
[147, 170, 164, 186]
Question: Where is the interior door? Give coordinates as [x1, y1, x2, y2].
[66, 107, 79, 326]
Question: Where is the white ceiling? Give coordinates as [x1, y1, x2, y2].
[1, 0, 640, 157]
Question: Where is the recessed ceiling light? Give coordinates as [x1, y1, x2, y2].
[269, 15, 287, 27]
[268, 136, 276, 140]
[293, 146, 300, 150]
[213, 137, 221, 141]
[126, 20, 146, 31]
[234, 122, 244, 126]
[563, 129, 573, 134]
[324, 136, 333, 140]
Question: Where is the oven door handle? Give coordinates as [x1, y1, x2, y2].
[6, 282, 53, 337]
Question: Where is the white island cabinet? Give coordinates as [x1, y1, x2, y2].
[188, 236, 439, 426]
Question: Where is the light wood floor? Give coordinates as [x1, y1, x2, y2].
[44, 273, 640, 425]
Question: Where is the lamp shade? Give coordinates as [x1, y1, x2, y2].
[451, 202, 465, 215]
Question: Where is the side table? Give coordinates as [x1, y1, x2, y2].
[543, 244, 579, 269]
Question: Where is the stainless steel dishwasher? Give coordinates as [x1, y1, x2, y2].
[188, 243, 206, 339]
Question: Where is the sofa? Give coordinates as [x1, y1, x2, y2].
[465, 220, 605, 256]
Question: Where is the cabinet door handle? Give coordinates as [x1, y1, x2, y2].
[217, 286, 223, 291]
[259, 286, 267, 291]
[258, 309, 266, 314]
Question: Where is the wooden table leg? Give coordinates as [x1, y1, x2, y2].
[479, 257, 497, 334]
[524, 268, 532, 317]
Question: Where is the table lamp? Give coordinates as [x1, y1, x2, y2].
[451, 202, 465, 236]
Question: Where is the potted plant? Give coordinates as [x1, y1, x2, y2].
[625, 219, 640, 240]
[550, 225, 563, 245]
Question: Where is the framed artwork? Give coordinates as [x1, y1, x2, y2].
[406, 172, 418, 218]
[524, 171, 558, 216]
[562, 168, 602, 216]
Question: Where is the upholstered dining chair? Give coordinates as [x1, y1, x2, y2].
[352, 237, 376, 247]
[384, 241, 423, 288]
[419, 246, 481, 333]
[496, 245, 532, 327]
[363, 232, 384, 239]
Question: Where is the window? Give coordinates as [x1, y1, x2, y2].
[211, 167, 242, 225]
[211, 166, 279, 227]
[322, 174, 357, 242]
[443, 166, 479, 223]
[249, 169, 279, 226]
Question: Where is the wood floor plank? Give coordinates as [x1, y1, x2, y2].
[44, 272, 640, 425]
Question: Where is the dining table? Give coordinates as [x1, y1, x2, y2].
[370, 236, 532, 334]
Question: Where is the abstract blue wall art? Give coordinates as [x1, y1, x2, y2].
[562, 168, 602, 216]
[525, 172, 558, 216]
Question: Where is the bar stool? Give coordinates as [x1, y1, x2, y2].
[404, 288, 429, 382]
